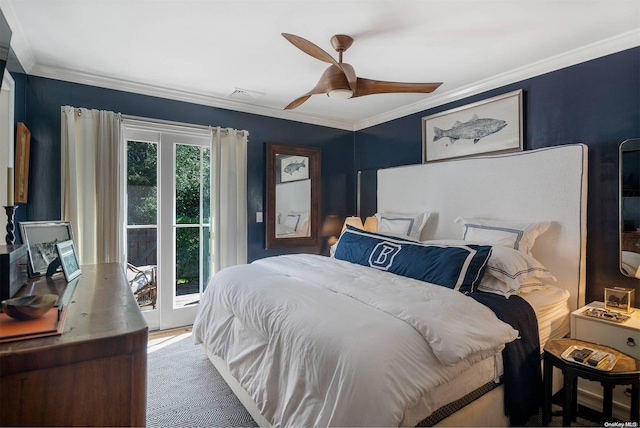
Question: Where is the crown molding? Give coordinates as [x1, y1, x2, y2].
[28, 64, 356, 131]
[6, 10, 638, 133]
[0, 1, 36, 72]
[353, 29, 640, 131]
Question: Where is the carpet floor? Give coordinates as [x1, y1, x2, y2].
[147, 333, 257, 427]
[146, 334, 601, 427]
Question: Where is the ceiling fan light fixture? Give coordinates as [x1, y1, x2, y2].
[327, 89, 353, 100]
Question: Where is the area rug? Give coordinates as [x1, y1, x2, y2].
[146, 334, 600, 427]
[146, 334, 257, 427]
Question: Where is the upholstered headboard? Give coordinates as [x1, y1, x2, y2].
[377, 145, 588, 311]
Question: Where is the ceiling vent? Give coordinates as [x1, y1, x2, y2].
[227, 88, 265, 103]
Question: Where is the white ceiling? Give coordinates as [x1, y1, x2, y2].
[2, 0, 639, 131]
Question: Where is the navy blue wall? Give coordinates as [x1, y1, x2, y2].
[354, 47, 640, 306]
[9, 72, 27, 228]
[11, 47, 640, 305]
[12, 75, 354, 262]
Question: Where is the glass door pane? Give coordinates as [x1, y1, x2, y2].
[173, 143, 211, 309]
[124, 124, 210, 331]
[126, 140, 158, 313]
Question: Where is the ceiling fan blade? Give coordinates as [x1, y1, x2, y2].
[282, 33, 339, 67]
[338, 63, 357, 93]
[284, 94, 313, 110]
[353, 78, 442, 98]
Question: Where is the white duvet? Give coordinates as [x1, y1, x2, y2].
[193, 254, 518, 427]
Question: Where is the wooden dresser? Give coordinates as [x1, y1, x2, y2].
[0, 263, 148, 426]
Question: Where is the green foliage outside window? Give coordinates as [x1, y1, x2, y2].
[127, 141, 211, 296]
[127, 141, 157, 226]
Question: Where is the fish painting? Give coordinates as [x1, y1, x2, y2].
[433, 115, 507, 144]
[284, 159, 306, 175]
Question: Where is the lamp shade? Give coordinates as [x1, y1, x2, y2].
[342, 216, 363, 232]
[363, 216, 378, 232]
[322, 215, 342, 237]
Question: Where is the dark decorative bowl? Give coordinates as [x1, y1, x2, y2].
[1, 294, 59, 321]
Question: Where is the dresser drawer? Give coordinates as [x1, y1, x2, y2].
[572, 316, 639, 359]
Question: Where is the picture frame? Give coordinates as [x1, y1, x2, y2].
[56, 240, 82, 282]
[422, 89, 523, 163]
[14, 122, 31, 204]
[19, 221, 75, 277]
[279, 155, 309, 183]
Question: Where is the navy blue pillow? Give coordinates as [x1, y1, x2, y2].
[334, 226, 492, 294]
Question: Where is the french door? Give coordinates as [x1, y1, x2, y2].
[124, 122, 211, 330]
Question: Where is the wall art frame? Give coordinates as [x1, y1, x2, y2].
[19, 221, 75, 277]
[14, 122, 31, 203]
[422, 89, 523, 163]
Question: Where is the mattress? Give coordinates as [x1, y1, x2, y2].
[520, 285, 571, 349]
[400, 353, 502, 426]
[400, 285, 570, 426]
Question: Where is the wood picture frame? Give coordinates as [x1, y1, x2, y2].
[56, 240, 82, 282]
[14, 122, 31, 203]
[422, 89, 523, 163]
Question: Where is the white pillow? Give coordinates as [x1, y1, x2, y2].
[276, 223, 296, 237]
[484, 245, 556, 290]
[455, 217, 551, 254]
[283, 211, 309, 233]
[422, 239, 556, 291]
[477, 276, 549, 298]
[375, 212, 430, 240]
[283, 213, 302, 231]
[296, 211, 310, 235]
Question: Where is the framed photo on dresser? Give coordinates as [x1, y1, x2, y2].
[56, 240, 81, 282]
[19, 221, 75, 277]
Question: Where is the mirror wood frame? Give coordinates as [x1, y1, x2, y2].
[265, 142, 321, 249]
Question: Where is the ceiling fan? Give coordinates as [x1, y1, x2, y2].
[282, 33, 442, 110]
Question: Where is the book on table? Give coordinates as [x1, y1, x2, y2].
[0, 305, 67, 343]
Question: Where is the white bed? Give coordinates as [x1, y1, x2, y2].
[193, 144, 588, 427]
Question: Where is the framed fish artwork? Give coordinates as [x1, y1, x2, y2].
[279, 155, 309, 183]
[422, 89, 523, 163]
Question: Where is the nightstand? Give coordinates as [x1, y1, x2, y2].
[571, 302, 640, 420]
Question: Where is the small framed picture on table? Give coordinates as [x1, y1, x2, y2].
[56, 240, 82, 282]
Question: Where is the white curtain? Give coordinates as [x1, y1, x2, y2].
[210, 127, 248, 273]
[61, 106, 124, 266]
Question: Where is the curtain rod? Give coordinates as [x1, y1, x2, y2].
[120, 113, 246, 137]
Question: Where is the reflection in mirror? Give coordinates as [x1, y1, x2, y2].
[275, 154, 311, 238]
[265, 142, 321, 249]
[620, 138, 640, 278]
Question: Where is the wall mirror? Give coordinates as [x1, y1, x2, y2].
[620, 138, 640, 278]
[265, 142, 321, 249]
